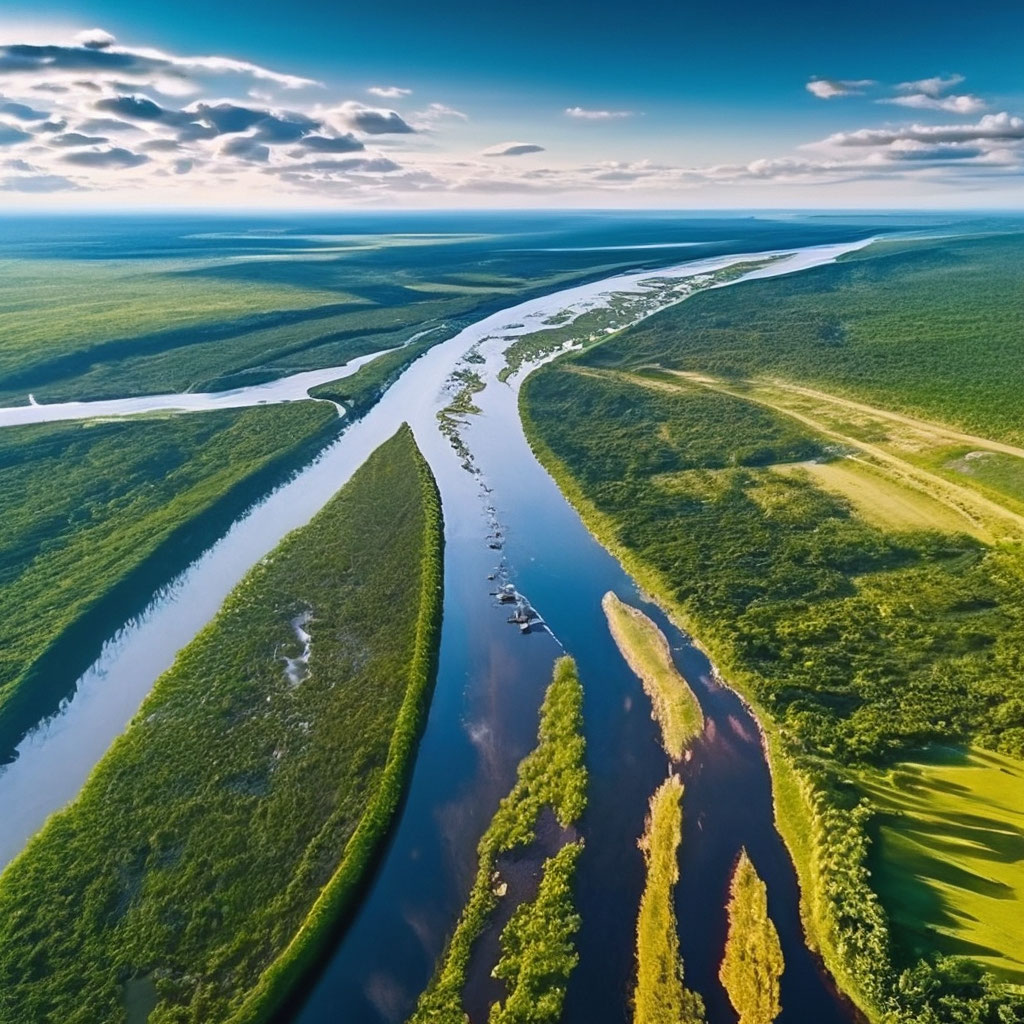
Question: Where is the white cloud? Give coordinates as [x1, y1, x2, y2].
[74, 28, 115, 50]
[882, 92, 986, 115]
[897, 74, 964, 98]
[368, 85, 411, 99]
[817, 112, 1024, 148]
[482, 141, 545, 157]
[412, 102, 468, 129]
[326, 102, 415, 134]
[565, 106, 633, 120]
[806, 78, 874, 99]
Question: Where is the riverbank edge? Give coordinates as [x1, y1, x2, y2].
[227, 424, 445, 1024]
[518, 386, 882, 1024]
[0, 402, 344, 759]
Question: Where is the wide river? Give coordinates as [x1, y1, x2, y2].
[0, 240, 869, 1023]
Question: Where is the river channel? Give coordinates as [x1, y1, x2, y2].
[0, 241, 868, 1024]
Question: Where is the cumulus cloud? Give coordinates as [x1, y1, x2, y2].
[220, 136, 270, 162]
[286, 156, 402, 173]
[819, 112, 1024, 148]
[0, 35, 317, 90]
[328, 102, 415, 134]
[482, 141, 545, 156]
[565, 106, 633, 120]
[0, 25, 1016, 205]
[898, 74, 964, 98]
[50, 132, 109, 147]
[367, 85, 411, 99]
[75, 29, 116, 51]
[298, 133, 365, 153]
[806, 77, 875, 99]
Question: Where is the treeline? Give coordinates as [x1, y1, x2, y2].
[0, 401, 341, 754]
[0, 425, 444, 1024]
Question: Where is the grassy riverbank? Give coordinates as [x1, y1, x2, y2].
[520, 356, 1024, 1022]
[603, 592, 703, 760]
[409, 656, 586, 1024]
[633, 775, 704, 1024]
[0, 425, 443, 1024]
[308, 332, 442, 414]
[0, 401, 341, 753]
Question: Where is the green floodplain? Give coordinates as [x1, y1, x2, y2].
[3, 217, 1024, 1024]
[520, 230, 1024, 1023]
[0, 426, 443, 1024]
[0, 227, 711, 407]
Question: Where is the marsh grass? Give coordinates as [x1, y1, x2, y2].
[633, 775, 705, 1024]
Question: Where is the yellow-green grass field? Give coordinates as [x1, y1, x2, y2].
[602, 592, 704, 760]
[772, 458, 977, 537]
[860, 747, 1024, 984]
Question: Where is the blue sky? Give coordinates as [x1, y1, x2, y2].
[1, 0, 1022, 207]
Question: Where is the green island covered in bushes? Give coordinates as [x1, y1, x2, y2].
[409, 655, 587, 1024]
[719, 851, 783, 1024]
[0, 424, 443, 1024]
[633, 775, 705, 1024]
[0, 400, 341, 752]
[520, 231, 1024, 1024]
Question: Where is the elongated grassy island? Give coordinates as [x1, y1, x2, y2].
[633, 775, 705, 1024]
[0, 424, 443, 1024]
[603, 592, 704, 760]
[409, 656, 587, 1024]
[719, 851, 784, 1024]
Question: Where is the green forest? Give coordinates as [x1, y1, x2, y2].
[581, 232, 1024, 445]
[0, 425, 443, 1024]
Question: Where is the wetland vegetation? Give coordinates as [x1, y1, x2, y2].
[602, 592, 704, 760]
[633, 775, 704, 1024]
[719, 851, 783, 1024]
[0, 425, 443, 1024]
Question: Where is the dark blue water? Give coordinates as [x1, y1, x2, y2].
[290, 359, 861, 1023]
